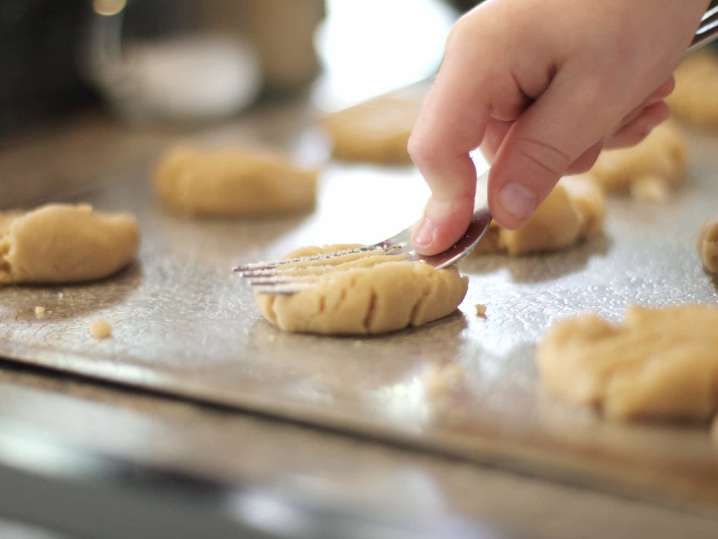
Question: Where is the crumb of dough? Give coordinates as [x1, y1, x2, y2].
[255, 244, 467, 335]
[89, 319, 112, 340]
[423, 363, 466, 400]
[34, 306, 45, 319]
[0, 204, 139, 286]
[630, 176, 669, 203]
[537, 305, 718, 421]
[57, 292, 64, 299]
[474, 304, 487, 318]
[587, 123, 686, 199]
[473, 176, 604, 256]
[668, 52, 718, 129]
[698, 218, 718, 274]
[153, 145, 318, 217]
[322, 95, 420, 164]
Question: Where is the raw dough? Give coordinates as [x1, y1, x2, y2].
[537, 305, 718, 421]
[0, 204, 139, 285]
[322, 95, 420, 164]
[698, 218, 718, 274]
[89, 319, 112, 340]
[668, 52, 718, 129]
[474, 177, 604, 256]
[255, 245, 467, 335]
[153, 146, 318, 217]
[587, 122, 686, 199]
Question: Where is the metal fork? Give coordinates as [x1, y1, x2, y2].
[234, 171, 492, 295]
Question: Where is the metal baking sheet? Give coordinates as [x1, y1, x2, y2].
[2, 104, 718, 513]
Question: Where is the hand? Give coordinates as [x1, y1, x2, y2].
[409, 0, 709, 255]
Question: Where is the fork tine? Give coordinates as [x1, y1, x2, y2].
[234, 246, 408, 278]
[247, 276, 316, 286]
[233, 245, 381, 273]
[238, 251, 408, 278]
[252, 282, 315, 295]
[240, 266, 332, 278]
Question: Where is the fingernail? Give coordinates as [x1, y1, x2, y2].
[412, 217, 436, 246]
[497, 182, 537, 220]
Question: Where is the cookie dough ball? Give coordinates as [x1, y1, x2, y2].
[322, 96, 420, 164]
[698, 218, 718, 274]
[587, 123, 687, 200]
[0, 204, 139, 285]
[473, 177, 604, 256]
[537, 305, 718, 421]
[668, 52, 718, 129]
[153, 146, 318, 217]
[255, 245, 467, 335]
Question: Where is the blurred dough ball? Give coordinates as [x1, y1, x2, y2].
[473, 176, 604, 256]
[587, 123, 687, 200]
[668, 52, 718, 129]
[537, 305, 718, 421]
[698, 218, 718, 274]
[0, 204, 138, 285]
[153, 146, 318, 217]
[322, 95, 420, 164]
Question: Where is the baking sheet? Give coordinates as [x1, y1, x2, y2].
[2, 104, 718, 513]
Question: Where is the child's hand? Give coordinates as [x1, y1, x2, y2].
[410, 0, 709, 255]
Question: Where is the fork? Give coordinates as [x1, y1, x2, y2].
[234, 171, 492, 295]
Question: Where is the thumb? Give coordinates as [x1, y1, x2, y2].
[488, 76, 622, 229]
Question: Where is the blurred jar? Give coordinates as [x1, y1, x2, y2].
[86, 0, 325, 125]
[201, 0, 325, 93]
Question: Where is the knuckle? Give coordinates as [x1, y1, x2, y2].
[513, 136, 572, 178]
[445, 14, 473, 52]
[407, 133, 439, 168]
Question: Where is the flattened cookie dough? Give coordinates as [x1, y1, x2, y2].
[537, 305, 718, 421]
[473, 177, 604, 256]
[322, 95, 420, 164]
[153, 146, 318, 217]
[668, 52, 718, 129]
[255, 245, 467, 335]
[587, 123, 686, 201]
[0, 204, 139, 285]
[698, 218, 718, 273]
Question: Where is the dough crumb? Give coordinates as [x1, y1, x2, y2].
[537, 305, 718, 422]
[474, 304, 487, 318]
[57, 292, 64, 299]
[34, 306, 46, 319]
[698, 218, 718, 274]
[89, 319, 112, 340]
